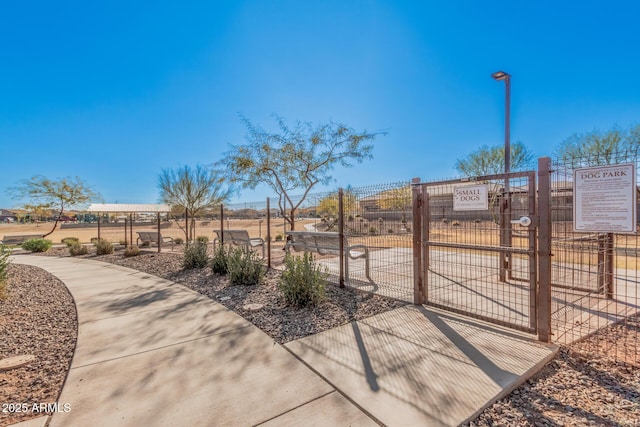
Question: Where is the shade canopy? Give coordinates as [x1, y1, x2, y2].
[88, 203, 171, 213]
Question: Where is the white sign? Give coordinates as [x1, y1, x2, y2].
[453, 184, 489, 211]
[574, 163, 636, 233]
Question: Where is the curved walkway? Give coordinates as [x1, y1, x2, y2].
[10, 255, 557, 427]
[10, 255, 374, 427]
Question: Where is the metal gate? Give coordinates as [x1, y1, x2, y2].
[412, 170, 544, 334]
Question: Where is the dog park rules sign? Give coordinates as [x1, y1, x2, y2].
[453, 184, 488, 211]
[574, 163, 636, 233]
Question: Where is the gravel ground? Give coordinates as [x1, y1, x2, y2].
[7, 246, 640, 426]
[0, 264, 77, 427]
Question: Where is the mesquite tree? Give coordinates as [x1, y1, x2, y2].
[218, 115, 384, 230]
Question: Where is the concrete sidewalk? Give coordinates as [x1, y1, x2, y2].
[10, 255, 375, 427]
[10, 255, 557, 427]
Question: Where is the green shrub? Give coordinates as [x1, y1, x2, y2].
[94, 239, 114, 255]
[90, 237, 99, 244]
[196, 235, 209, 244]
[124, 245, 140, 257]
[227, 247, 265, 286]
[368, 226, 378, 235]
[387, 228, 394, 234]
[174, 237, 184, 245]
[0, 244, 10, 299]
[210, 245, 229, 275]
[69, 243, 88, 256]
[279, 253, 327, 308]
[62, 237, 80, 247]
[22, 238, 52, 253]
[183, 241, 209, 269]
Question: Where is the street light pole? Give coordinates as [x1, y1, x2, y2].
[492, 70, 512, 282]
[491, 71, 511, 174]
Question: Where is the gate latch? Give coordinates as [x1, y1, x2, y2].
[510, 216, 532, 227]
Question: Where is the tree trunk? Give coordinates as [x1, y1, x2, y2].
[43, 209, 64, 238]
[289, 208, 296, 231]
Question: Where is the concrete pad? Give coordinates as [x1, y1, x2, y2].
[286, 305, 557, 427]
[50, 328, 334, 427]
[72, 296, 250, 366]
[261, 391, 378, 427]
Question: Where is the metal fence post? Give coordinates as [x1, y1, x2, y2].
[157, 213, 161, 253]
[606, 233, 614, 298]
[422, 184, 429, 303]
[412, 178, 424, 305]
[338, 188, 345, 288]
[266, 198, 271, 270]
[537, 157, 552, 343]
[219, 204, 224, 244]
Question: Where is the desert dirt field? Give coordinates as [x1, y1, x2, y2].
[0, 218, 318, 248]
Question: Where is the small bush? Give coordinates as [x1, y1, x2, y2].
[452, 220, 461, 227]
[119, 240, 127, 245]
[22, 238, 52, 253]
[174, 237, 184, 245]
[0, 244, 10, 300]
[90, 237, 99, 244]
[69, 243, 88, 256]
[62, 237, 80, 247]
[183, 241, 209, 269]
[227, 247, 265, 286]
[196, 235, 209, 244]
[124, 245, 140, 257]
[279, 253, 327, 308]
[210, 245, 229, 275]
[275, 234, 283, 241]
[387, 228, 394, 234]
[94, 239, 114, 255]
[369, 226, 378, 235]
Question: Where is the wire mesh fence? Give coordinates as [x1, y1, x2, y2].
[550, 153, 640, 365]
[417, 172, 538, 333]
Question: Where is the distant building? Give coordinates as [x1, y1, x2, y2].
[0, 209, 18, 223]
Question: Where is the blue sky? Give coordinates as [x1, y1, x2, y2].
[2, 1, 639, 209]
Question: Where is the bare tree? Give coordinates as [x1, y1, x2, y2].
[218, 115, 384, 230]
[158, 165, 230, 242]
[10, 176, 100, 237]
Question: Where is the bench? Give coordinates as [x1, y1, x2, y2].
[136, 231, 175, 250]
[1, 234, 45, 246]
[284, 231, 370, 280]
[213, 230, 265, 257]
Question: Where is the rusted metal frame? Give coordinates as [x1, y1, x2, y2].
[499, 193, 508, 282]
[97, 215, 101, 241]
[338, 188, 345, 288]
[412, 179, 424, 305]
[537, 157, 553, 343]
[426, 240, 532, 254]
[124, 216, 128, 246]
[266, 198, 271, 270]
[420, 170, 534, 188]
[527, 172, 537, 331]
[422, 184, 429, 304]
